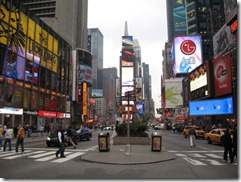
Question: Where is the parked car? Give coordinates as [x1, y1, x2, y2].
[46, 129, 78, 147]
[205, 128, 227, 144]
[183, 125, 205, 139]
[76, 128, 92, 141]
[154, 124, 165, 130]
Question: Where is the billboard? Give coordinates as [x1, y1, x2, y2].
[189, 62, 211, 101]
[173, 1, 186, 32]
[136, 102, 144, 115]
[78, 65, 92, 85]
[174, 36, 203, 74]
[165, 78, 183, 108]
[213, 55, 232, 96]
[213, 24, 235, 59]
[122, 36, 133, 47]
[121, 49, 134, 67]
[121, 67, 133, 86]
[189, 97, 233, 116]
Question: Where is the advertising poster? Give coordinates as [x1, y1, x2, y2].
[213, 55, 232, 96]
[174, 36, 202, 74]
[153, 137, 161, 150]
[99, 137, 107, 150]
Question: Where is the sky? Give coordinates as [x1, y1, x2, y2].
[88, 0, 168, 111]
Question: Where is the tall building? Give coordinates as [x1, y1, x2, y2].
[88, 28, 104, 89]
[22, 0, 91, 124]
[22, 0, 88, 49]
[185, 0, 225, 61]
[0, 0, 73, 130]
[101, 68, 117, 113]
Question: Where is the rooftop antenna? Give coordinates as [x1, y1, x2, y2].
[124, 21, 128, 36]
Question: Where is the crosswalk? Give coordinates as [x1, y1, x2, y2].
[0, 146, 97, 163]
[168, 150, 237, 166]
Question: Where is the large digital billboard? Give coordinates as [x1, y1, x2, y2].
[122, 36, 133, 47]
[213, 55, 232, 96]
[213, 24, 235, 59]
[165, 78, 183, 108]
[121, 49, 134, 67]
[121, 67, 133, 86]
[174, 36, 203, 74]
[173, 1, 186, 32]
[189, 97, 233, 116]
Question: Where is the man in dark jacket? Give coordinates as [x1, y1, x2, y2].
[55, 127, 66, 158]
[223, 128, 234, 163]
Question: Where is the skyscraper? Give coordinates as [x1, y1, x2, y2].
[88, 28, 104, 89]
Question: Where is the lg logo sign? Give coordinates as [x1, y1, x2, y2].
[180, 40, 196, 55]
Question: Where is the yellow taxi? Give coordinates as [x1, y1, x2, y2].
[205, 128, 227, 144]
[183, 125, 205, 139]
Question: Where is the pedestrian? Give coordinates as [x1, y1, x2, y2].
[189, 127, 196, 147]
[15, 125, 25, 153]
[67, 126, 76, 149]
[55, 126, 66, 158]
[40, 124, 44, 138]
[13, 126, 18, 138]
[232, 125, 237, 161]
[3, 127, 12, 151]
[0, 125, 3, 151]
[222, 128, 234, 163]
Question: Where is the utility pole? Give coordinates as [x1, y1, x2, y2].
[125, 89, 131, 154]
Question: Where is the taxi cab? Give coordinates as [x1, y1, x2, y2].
[205, 128, 227, 144]
[183, 125, 205, 139]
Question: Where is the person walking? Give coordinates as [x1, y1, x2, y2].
[232, 125, 237, 161]
[189, 127, 196, 147]
[0, 125, 3, 151]
[15, 125, 25, 153]
[67, 126, 76, 149]
[223, 128, 234, 163]
[3, 127, 12, 151]
[55, 127, 66, 158]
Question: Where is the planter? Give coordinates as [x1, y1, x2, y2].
[113, 136, 150, 145]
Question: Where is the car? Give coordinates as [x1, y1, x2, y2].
[183, 125, 205, 139]
[154, 124, 165, 130]
[46, 129, 78, 147]
[76, 128, 92, 141]
[205, 128, 227, 144]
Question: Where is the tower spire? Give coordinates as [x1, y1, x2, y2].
[124, 21, 128, 36]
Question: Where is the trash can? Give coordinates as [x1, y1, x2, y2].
[151, 132, 162, 152]
[98, 132, 110, 152]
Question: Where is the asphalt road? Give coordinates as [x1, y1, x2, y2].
[0, 129, 238, 180]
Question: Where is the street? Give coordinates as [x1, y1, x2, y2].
[0, 129, 238, 180]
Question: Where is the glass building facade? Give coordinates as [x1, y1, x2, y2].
[0, 0, 72, 131]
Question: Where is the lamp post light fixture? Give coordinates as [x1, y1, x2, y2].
[125, 88, 132, 155]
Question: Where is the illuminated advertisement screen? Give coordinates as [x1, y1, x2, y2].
[121, 67, 133, 86]
[173, 2, 186, 32]
[213, 24, 235, 59]
[122, 36, 133, 47]
[136, 102, 144, 115]
[121, 49, 134, 67]
[189, 97, 233, 116]
[78, 65, 92, 85]
[91, 89, 103, 97]
[174, 36, 203, 74]
[213, 55, 232, 96]
[165, 79, 183, 108]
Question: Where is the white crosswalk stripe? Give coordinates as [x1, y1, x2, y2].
[169, 150, 237, 166]
[0, 149, 86, 163]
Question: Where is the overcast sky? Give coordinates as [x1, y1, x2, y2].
[88, 0, 168, 111]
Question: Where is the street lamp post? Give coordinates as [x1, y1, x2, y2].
[125, 89, 131, 155]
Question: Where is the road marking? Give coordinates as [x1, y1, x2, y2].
[52, 152, 84, 163]
[35, 152, 71, 161]
[29, 151, 56, 158]
[189, 153, 207, 158]
[0, 152, 17, 157]
[203, 159, 226, 165]
[205, 154, 222, 159]
[183, 157, 207, 165]
[2, 150, 33, 159]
